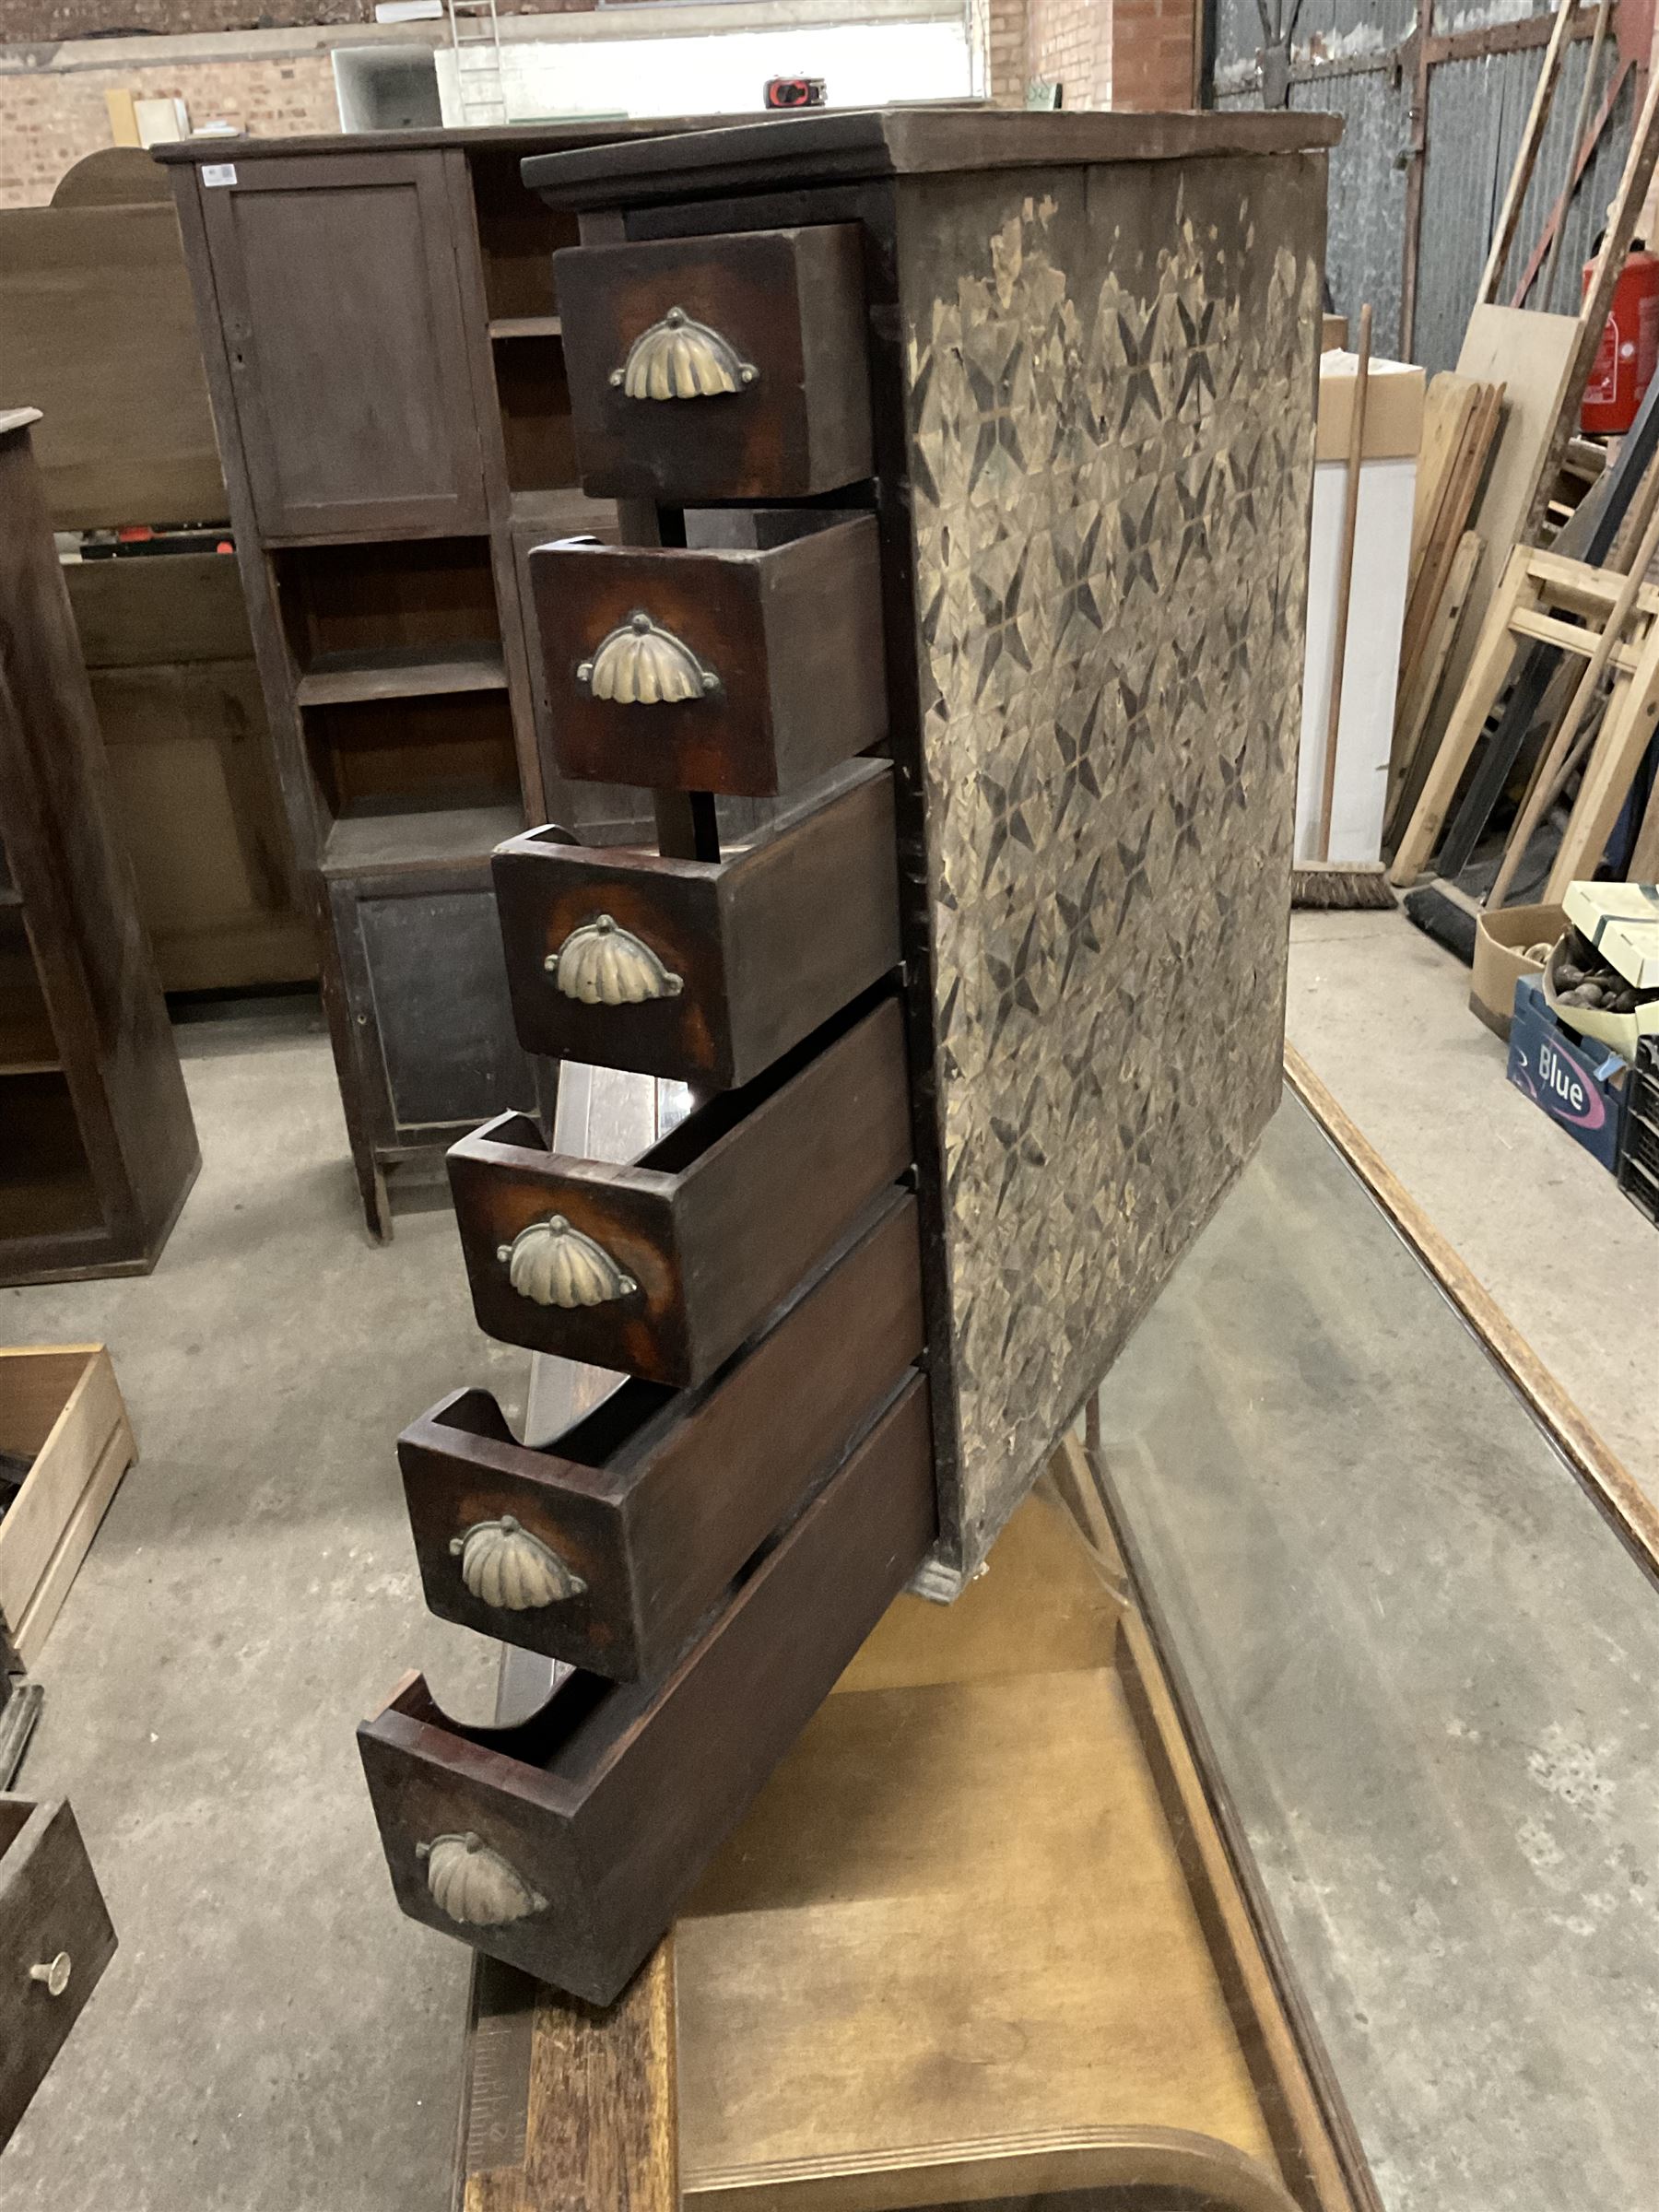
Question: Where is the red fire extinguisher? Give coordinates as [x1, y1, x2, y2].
[1582, 243, 1659, 434]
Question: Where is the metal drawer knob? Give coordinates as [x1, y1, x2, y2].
[417, 1832, 546, 1927]
[577, 611, 720, 705]
[451, 1515, 586, 1609]
[609, 304, 758, 400]
[28, 1952, 71, 1997]
[498, 1215, 638, 1309]
[547, 915, 684, 1006]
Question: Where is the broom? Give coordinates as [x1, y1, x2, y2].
[1293, 300, 1395, 910]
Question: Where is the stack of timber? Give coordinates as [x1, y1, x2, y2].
[1388, 374, 1504, 834]
[1387, 24, 1659, 893]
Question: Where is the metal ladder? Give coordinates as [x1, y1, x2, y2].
[446, 0, 507, 127]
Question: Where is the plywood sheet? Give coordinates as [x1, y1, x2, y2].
[676, 1492, 1277, 2187]
[1436, 304, 1580, 728]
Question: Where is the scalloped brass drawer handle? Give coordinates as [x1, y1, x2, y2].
[417, 1832, 547, 1926]
[547, 915, 684, 1006]
[609, 305, 758, 400]
[497, 1215, 638, 1309]
[577, 611, 720, 705]
[451, 1515, 587, 1609]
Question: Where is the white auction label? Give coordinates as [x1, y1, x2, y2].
[201, 164, 238, 188]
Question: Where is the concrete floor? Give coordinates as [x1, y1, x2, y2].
[0, 1001, 516, 2212]
[0, 912, 1650, 2212]
[1099, 1095, 1659, 2212]
[1286, 908, 1657, 1505]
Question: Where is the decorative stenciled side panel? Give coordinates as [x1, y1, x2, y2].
[899, 158, 1324, 1582]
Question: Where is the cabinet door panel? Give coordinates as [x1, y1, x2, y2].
[359, 887, 535, 1136]
[201, 155, 487, 540]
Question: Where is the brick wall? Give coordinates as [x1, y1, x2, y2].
[986, 0, 1029, 102]
[0, 53, 339, 206]
[1018, 0, 1196, 111]
[1109, 0, 1195, 109]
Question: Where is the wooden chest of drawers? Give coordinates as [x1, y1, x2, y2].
[362, 107, 1335, 2004]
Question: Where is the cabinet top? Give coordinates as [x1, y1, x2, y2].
[150, 117, 723, 166]
[521, 104, 1342, 209]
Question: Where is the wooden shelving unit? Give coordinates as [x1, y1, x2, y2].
[158, 124, 682, 1237]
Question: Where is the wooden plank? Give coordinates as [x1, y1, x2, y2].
[294, 642, 509, 708]
[12, 1418, 135, 1664]
[1399, 381, 1502, 687]
[1432, 308, 1582, 736]
[1526, 545, 1659, 619]
[1511, 606, 1644, 670]
[1391, 544, 1535, 882]
[1389, 529, 1482, 834]
[519, 1945, 677, 2212]
[1474, 0, 1578, 309]
[1545, 611, 1659, 896]
[1406, 373, 1478, 588]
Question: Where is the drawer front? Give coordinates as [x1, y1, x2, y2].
[529, 518, 885, 797]
[553, 226, 873, 503]
[0, 1797, 117, 2148]
[493, 761, 900, 1088]
[401, 1188, 924, 1679]
[360, 1372, 935, 2005]
[448, 994, 911, 1386]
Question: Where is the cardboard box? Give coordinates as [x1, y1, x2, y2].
[0, 1347, 135, 1663]
[1316, 353, 1426, 462]
[1470, 901, 1566, 1040]
[1506, 976, 1628, 1171]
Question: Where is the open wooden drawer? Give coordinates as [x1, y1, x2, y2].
[447, 994, 912, 1385]
[399, 1188, 924, 1679]
[361, 1373, 935, 2006]
[0, 1795, 116, 2149]
[549, 224, 874, 504]
[455, 1465, 1372, 2212]
[527, 514, 886, 796]
[491, 759, 901, 1088]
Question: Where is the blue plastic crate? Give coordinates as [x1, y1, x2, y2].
[1505, 975, 1628, 1173]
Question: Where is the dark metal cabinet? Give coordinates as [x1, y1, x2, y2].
[198, 153, 488, 543]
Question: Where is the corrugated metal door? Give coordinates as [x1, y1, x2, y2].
[1207, 1, 1637, 372]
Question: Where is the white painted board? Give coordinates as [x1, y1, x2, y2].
[1297, 454, 1416, 865]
